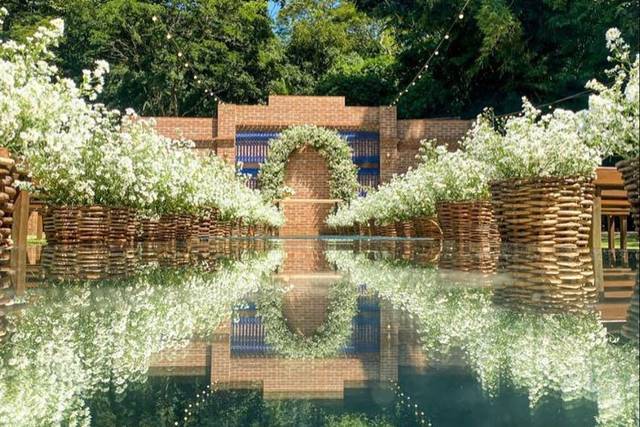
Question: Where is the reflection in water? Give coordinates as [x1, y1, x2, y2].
[0, 240, 638, 426]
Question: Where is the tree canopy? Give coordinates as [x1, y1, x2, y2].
[2, 0, 637, 118]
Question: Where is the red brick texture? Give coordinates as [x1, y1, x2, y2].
[283, 147, 331, 200]
[149, 96, 472, 236]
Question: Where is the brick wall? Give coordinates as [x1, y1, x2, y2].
[396, 119, 472, 175]
[280, 240, 332, 273]
[284, 147, 331, 199]
[148, 97, 473, 236]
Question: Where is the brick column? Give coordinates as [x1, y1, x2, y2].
[379, 106, 399, 184]
[215, 102, 238, 165]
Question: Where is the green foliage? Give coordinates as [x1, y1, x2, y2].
[2, 0, 638, 118]
[1, 0, 282, 116]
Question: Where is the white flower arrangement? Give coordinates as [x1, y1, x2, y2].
[0, 15, 283, 227]
[585, 28, 640, 160]
[462, 101, 602, 181]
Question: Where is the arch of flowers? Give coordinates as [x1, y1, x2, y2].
[258, 125, 360, 202]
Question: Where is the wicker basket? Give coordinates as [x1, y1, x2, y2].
[77, 206, 109, 243]
[158, 215, 177, 241]
[377, 223, 397, 238]
[138, 217, 162, 241]
[196, 215, 212, 239]
[108, 208, 136, 243]
[616, 157, 639, 225]
[413, 217, 443, 239]
[436, 201, 499, 244]
[175, 214, 195, 241]
[43, 207, 81, 244]
[491, 176, 596, 313]
[396, 220, 415, 238]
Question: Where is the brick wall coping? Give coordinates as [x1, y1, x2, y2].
[278, 198, 341, 203]
[275, 273, 344, 280]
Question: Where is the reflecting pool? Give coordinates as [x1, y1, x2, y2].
[0, 239, 638, 426]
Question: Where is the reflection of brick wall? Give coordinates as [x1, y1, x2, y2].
[213, 355, 379, 399]
[281, 280, 331, 336]
[281, 240, 332, 274]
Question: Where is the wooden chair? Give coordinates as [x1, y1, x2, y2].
[595, 167, 632, 249]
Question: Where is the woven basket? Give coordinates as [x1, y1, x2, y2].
[77, 206, 109, 243]
[138, 217, 161, 241]
[436, 201, 499, 244]
[396, 220, 415, 238]
[413, 217, 443, 239]
[158, 215, 177, 241]
[196, 215, 212, 239]
[378, 223, 397, 238]
[43, 207, 81, 244]
[491, 176, 596, 313]
[175, 214, 195, 241]
[219, 221, 232, 238]
[108, 208, 136, 243]
[0, 152, 17, 247]
[616, 157, 639, 225]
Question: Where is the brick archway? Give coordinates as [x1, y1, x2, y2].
[280, 146, 334, 237]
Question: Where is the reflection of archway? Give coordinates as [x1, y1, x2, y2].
[280, 147, 334, 237]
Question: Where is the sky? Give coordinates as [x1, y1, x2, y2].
[268, 1, 281, 20]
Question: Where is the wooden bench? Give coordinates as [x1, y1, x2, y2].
[595, 167, 632, 249]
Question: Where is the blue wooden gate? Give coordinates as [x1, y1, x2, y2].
[235, 130, 380, 194]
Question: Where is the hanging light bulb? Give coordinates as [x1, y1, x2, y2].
[184, 62, 189, 68]
[459, 13, 464, 19]
[152, 16, 158, 22]
[166, 33, 172, 40]
[444, 34, 450, 40]
[178, 52, 183, 58]
[435, 50, 439, 55]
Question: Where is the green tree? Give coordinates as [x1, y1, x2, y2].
[355, 0, 640, 118]
[1, 0, 285, 116]
[274, 0, 396, 103]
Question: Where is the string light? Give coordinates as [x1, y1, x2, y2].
[388, 379, 432, 426]
[150, 14, 225, 106]
[391, 0, 472, 107]
[495, 89, 593, 118]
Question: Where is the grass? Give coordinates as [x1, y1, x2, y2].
[27, 236, 47, 245]
[601, 232, 639, 250]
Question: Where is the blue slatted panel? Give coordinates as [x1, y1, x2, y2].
[235, 130, 380, 194]
[231, 294, 380, 356]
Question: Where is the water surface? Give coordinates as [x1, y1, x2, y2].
[0, 239, 638, 426]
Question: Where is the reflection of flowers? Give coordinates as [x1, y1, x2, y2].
[327, 250, 639, 426]
[255, 280, 359, 359]
[0, 250, 282, 427]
